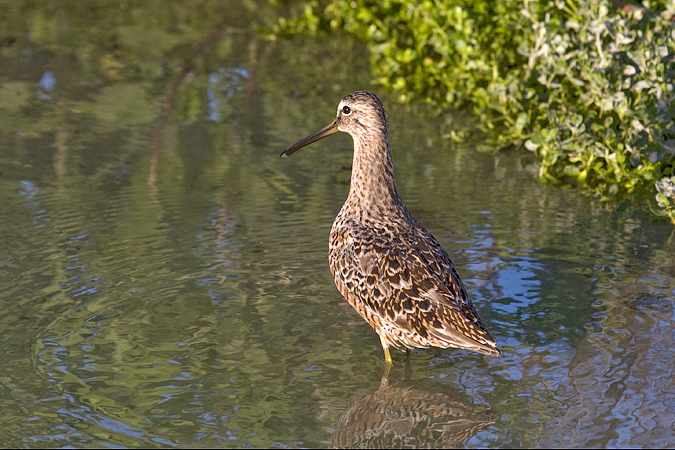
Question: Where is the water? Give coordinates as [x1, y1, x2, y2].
[1, 2, 675, 447]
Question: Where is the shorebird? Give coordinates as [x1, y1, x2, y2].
[281, 91, 500, 364]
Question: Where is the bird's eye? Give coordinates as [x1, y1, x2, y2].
[342, 106, 351, 115]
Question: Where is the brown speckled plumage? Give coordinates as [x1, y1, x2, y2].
[282, 91, 500, 363]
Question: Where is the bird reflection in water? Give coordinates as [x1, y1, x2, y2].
[331, 374, 496, 448]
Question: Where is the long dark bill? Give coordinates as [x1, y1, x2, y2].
[280, 119, 339, 158]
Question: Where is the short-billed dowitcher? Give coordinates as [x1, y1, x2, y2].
[281, 91, 500, 364]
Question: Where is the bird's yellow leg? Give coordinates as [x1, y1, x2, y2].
[383, 347, 393, 365]
[380, 336, 393, 365]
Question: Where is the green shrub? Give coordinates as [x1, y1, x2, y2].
[655, 175, 675, 221]
[275, 0, 675, 221]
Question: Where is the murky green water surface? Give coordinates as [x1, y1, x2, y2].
[1, 2, 675, 447]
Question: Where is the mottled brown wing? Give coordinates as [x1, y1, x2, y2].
[330, 221, 500, 355]
[406, 219, 472, 306]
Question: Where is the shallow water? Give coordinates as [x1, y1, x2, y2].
[1, 3, 675, 447]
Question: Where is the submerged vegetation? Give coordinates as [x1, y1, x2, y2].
[274, 0, 675, 221]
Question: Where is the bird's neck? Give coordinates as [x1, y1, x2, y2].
[345, 131, 407, 220]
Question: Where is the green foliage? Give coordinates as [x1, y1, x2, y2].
[275, 0, 675, 220]
[655, 175, 675, 221]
